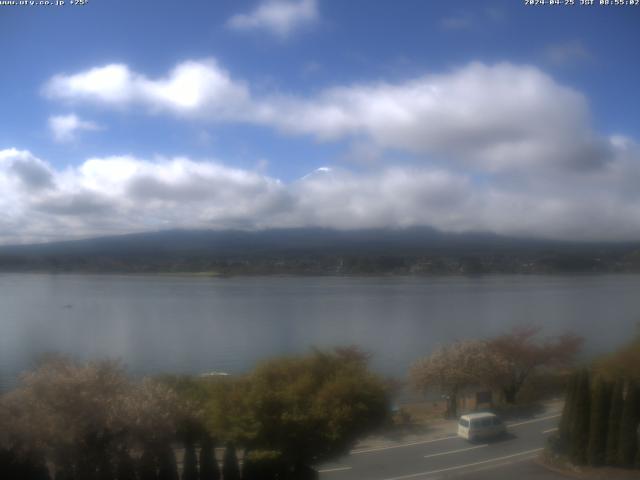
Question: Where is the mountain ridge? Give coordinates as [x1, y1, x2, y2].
[1, 227, 639, 275]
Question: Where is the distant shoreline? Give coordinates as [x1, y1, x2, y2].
[1, 270, 640, 278]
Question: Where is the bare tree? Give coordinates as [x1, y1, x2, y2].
[410, 340, 500, 418]
[0, 357, 192, 479]
[487, 326, 583, 404]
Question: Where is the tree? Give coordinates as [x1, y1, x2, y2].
[0, 357, 191, 480]
[198, 436, 220, 480]
[54, 459, 76, 480]
[0, 357, 132, 479]
[558, 372, 578, 450]
[617, 382, 639, 467]
[0, 449, 51, 480]
[236, 347, 390, 470]
[410, 340, 497, 418]
[222, 443, 240, 480]
[138, 448, 157, 480]
[0, 448, 17, 479]
[115, 449, 137, 480]
[182, 440, 198, 480]
[157, 445, 179, 480]
[241, 452, 257, 480]
[487, 326, 583, 404]
[596, 329, 640, 383]
[242, 450, 283, 480]
[606, 379, 624, 465]
[569, 369, 590, 465]
[587, 376, 611, 466]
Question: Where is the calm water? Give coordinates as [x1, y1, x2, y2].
[1, 273, 639, 390]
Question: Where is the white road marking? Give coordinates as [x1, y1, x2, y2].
[423, 444, 488, 459]
[508, 413, 561, 427]
[318, 466, 353, 473]
[450, 458, 538, 478]
[381, 447, 544, 480]
[542, 427, 558, 434]
[351, 435, 458, 455]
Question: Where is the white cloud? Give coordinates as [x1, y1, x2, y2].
[544, 40, 592, 66]
[227, 0, 318, 38]
[44, 60, 251, 118]
[1, 140, 640, 244]
[48, 114, 101, 142]
[0, 150, 293, 243]
[254, 62, 607, 175]
[44, 60, 610, 175]
[35, 59, 640, 242]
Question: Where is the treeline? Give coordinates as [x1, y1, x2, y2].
[550, 332, 640, 469]
[1, 252, 639, 275]
[0, 348, 391, 480]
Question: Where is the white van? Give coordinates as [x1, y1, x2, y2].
[457, 412, 506, 442]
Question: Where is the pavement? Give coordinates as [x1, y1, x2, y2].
[318, 404, 567, 480]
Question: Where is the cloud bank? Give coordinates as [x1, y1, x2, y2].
[25, 58, 640, 243]
[45, 59, 612, 174]
[2, 139, 640, 245]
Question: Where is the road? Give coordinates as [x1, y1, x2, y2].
[318, 412, 563, 480]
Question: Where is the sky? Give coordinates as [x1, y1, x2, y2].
[1, 0, 639, 244]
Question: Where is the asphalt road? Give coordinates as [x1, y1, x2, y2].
[318, 412, 563, 480]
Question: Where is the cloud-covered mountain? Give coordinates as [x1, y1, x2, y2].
[1, 227, 638, 275]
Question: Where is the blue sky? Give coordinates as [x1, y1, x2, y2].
[1, 0, 640, 243]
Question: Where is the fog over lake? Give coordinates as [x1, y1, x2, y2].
[1, 273, 639, 391]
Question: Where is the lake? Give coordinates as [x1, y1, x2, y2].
[1, 273, 639, 391]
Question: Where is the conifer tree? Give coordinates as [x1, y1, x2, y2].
[54, 460, 75, 480]
[138, 448, 158, 480]
[157, 446, 179, 480]
[18, 451, 51, 480]
[222, 444, 241, 480]
[569, 369, 591, 465]
[183, 440, 198, 480]
[587, 376, 610, 466]
[199, 436, 220, 480]
[97, 453, 114, 480]
[242, 450, 283, 480]
[0, 449, 16, 480]
[115, 449, 137, 480]
[606, 378, 624, 465]
[240, 451, 256, 480]
[559, 372, 579, 448]
[617, 382, 639, 467]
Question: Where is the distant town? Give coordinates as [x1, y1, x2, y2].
[1, 228, 639, 275]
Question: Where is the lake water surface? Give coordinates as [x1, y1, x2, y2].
[1, 273, 639, 390]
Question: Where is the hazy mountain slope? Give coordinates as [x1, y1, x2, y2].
[0, 228, 638, 274]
